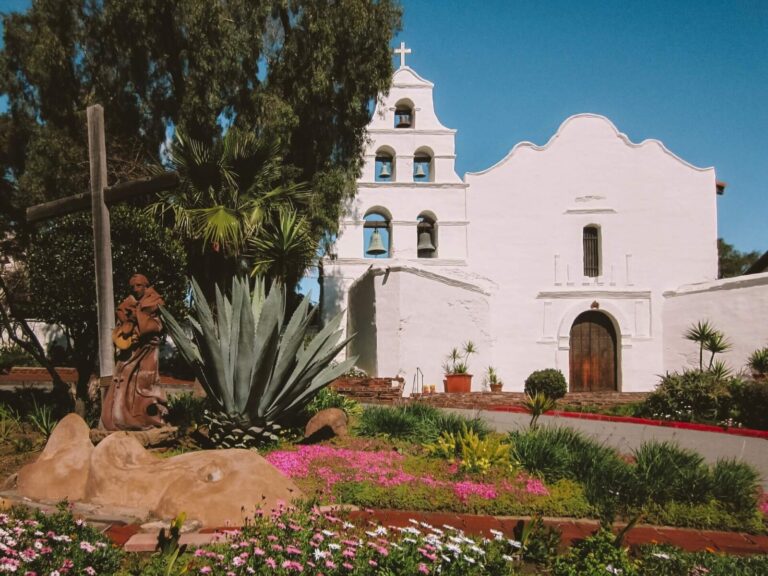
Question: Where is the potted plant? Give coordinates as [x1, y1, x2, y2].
[484, 366, 503, 393]
[442, 341, 477, 393]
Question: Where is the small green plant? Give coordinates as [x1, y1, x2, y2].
[524, 368, 567, 400]
[483, 365, 503, 391]
[551, 528, 638, 576]
[305, 386, 362, 418]
[28, 400, 58, 440]
[523, 392, 557, 429]
[510, 513, 561, 565]
[12, 436, 35, 453]
[426, 424, 512, 475]
[748, 346, 768, 378]
[0, 411, 19, 443]
[708, 359, 733, 380]
[442, 340, 477, 374]
[355, 403, 489, 443]
[152, 513, 188, 576]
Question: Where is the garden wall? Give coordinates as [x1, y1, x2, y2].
[663, 272, 768, 374]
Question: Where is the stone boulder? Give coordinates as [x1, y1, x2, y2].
[16, 413, 93, 501]
[17, 415, 304, 527]
[304, 408, 348, 441]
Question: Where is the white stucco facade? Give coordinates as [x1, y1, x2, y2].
[322, 56, 763, 393]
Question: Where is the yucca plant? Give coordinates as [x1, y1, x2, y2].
[160, 275, 357, 448]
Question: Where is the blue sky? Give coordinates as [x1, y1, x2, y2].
[396, 0, 768, 253]
[1, 0, 766, 254]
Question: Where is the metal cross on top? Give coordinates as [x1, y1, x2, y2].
[394, 41, 411, 68]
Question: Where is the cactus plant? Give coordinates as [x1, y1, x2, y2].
[160, 276, 356, 448]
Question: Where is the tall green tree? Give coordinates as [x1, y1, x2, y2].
[25, 206, 188, 399]
[718, 238, 760, 278]
[0, 0, 401, 386]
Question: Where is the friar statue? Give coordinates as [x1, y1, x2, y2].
[101, 274, 168, 430]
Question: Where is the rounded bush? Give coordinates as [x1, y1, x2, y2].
[524, 369, 567, 400]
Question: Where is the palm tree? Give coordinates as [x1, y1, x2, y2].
[684, 320, 718, 371]
[149, 128, 311, 301]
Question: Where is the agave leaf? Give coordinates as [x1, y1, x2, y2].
[266, 355, 357, 421]
[216, 282, 234, 400]
[290, 311, 344, 382]
[190, 278, 234, 413]
[251, 276, 266, 334]
[159, 305, 225, 409]
[244, 282, 285, 419]
[271, 333, 354, 416]
[257, 297, 315, 414]
[232, 276, 256, 412]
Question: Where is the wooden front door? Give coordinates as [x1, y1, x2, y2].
[569, 311, 617, 392]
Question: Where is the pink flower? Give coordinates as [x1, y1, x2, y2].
[265, 557, 277, 569]
[418, 562, 430, 574]
[281, 560, 304, 572]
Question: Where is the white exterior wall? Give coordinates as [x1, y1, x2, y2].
[322, 60, 744, 393]
[464, 114, 718, 391]
[664, 273, 768, 373]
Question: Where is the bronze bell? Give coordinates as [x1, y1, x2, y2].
[414, 163, 426, 179]
[417, 230, 435, 252]
[379, 162, 391, 178]
[366, 228, 387, 255]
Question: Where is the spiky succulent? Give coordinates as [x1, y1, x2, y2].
[160, 275, 356, 448]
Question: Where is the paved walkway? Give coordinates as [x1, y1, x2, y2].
[110, 509, 768, 555]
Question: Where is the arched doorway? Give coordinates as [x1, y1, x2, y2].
[569, 311, 618, 392]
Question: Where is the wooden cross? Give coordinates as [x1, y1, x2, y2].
[394, 41, 412, 68]
[26, 105, 179, 387]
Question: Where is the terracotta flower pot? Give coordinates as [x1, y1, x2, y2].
[489, 383, 503, 393]
[443, 373, 472, 393]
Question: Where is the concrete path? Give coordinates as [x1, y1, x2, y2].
[442, 407, 768, 489]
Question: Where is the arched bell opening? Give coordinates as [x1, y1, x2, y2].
[416, 212, 437, 258]
[363, 210, 391, 259]
[394, 98, 414, 128]
[413, 146, 434, 182]
[375, 146, 395, 182]
[569, 310, 618, 392]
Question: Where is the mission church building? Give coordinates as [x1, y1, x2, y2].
[321, 43, 768, 393]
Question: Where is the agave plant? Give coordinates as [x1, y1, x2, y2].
[160, 275, 356, 448]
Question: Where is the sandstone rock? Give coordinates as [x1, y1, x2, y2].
[18, 414, 303, 527]
[304, 408, 348, 441]
[85, 431, 303, 527]
[17, 413, 93, 501]
[89, 426, 178, 446]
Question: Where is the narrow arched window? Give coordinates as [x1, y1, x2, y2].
[583, 225, 601, 277]
[417, 213, 437, 258]
[364, 211, 391, 259]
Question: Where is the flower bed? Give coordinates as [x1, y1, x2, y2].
[266, 443, 593, 518]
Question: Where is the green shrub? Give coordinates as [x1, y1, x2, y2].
[0, 344, 39, 373]
[638, 543, 768, 575]
[166, 392, 209, 430]
[636, 369, 741, 424]
[732, 379, 768, 430]
[747, 346, 768, 376]
[355, 403, 489, 443]
[640, 501, 765, 533]
[550, 528, 638, 576]
[632, 441, 711, 505]
[524, 368, 567, 399]
[710, 458, 760, 513]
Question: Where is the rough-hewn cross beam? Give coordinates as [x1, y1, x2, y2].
[26, 171, 180, 223]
